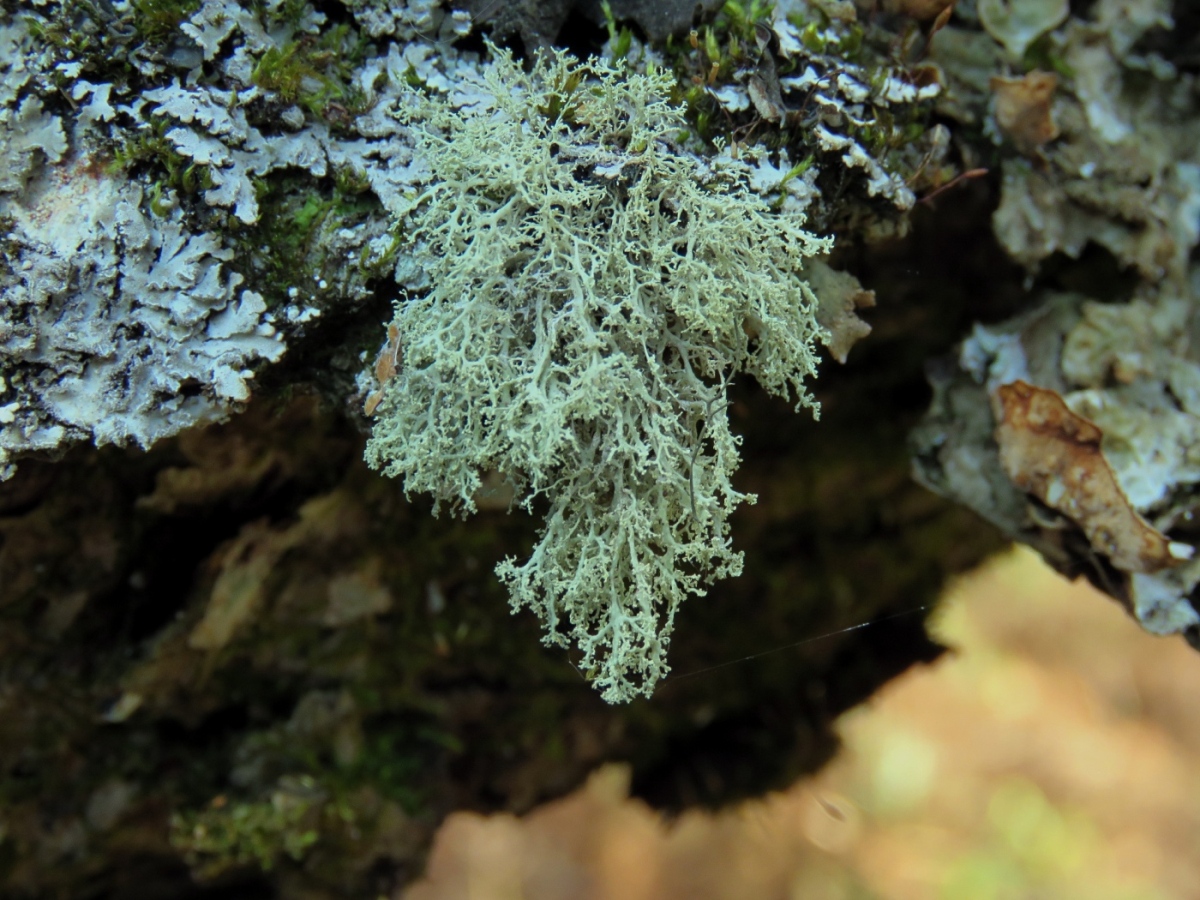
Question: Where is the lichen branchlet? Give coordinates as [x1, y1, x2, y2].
[366, 47, 830, 703]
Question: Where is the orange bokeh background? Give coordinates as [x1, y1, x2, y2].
[405, 548, 1200, 900]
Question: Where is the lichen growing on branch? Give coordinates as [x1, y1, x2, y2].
[366, 47, 830, 703]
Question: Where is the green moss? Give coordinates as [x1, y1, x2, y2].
[229, 172, 385, 310]
[600, 0, 634, 62]
[720, 0, 776, 44]
[662, 0, 779, 132]
[334, 728, 441, 813]
[1022, 33, 1074, 78]
[536, 67, 588, 124]
[22, 10, 93, 59]
[130, 0, 200, 44]
[253, 0, 311, 29]
[333, 164, 372, 197]
[26, 0, 200, 82]
[109, 117, 215, 195]
[171, 776, 322, 877]
[146, 182, 172, 216]
[250, 24, 371, 125]
[252, 43, 323, 104]
[22, 1, 132, 86]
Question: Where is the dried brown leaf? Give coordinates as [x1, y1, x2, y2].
[994, 380, 1182, 574]
[990, 71, 1059, 156]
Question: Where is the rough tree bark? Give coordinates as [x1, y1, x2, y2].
[1, 0, 1195, 896]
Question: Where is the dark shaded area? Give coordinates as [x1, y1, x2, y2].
[458, 0, 723, 49]
[0, 160, 1029, 898]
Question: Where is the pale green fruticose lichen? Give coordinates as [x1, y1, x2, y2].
[366, 47, 830, 703]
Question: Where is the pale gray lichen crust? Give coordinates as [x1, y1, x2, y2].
[0, 0, 457, 478]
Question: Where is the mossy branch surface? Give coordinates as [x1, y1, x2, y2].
[366, 47, 829, 703]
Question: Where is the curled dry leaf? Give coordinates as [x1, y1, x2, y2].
[994, 380, 1184, 574]
[990, 71, 1059, 155]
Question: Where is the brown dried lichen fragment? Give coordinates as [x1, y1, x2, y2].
[364, 323, 400, 417]
[990, 71, 1059, 156]
[364, 391, 384, 418]
[806, 259, 876, 364]
[994, 380, 1181, 574]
